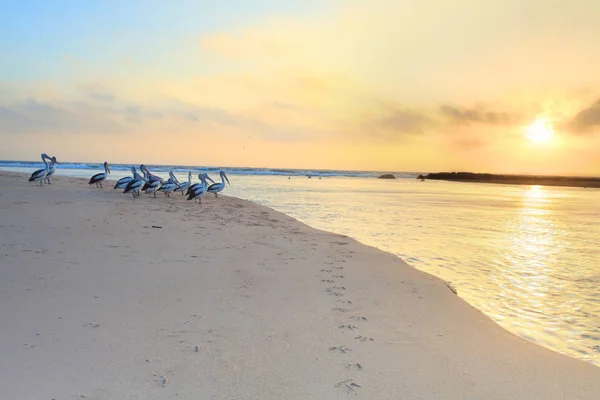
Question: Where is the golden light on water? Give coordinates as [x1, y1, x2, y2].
[525, 118, 554, 144]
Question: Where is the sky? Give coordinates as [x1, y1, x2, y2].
[1, 0, 600, 174]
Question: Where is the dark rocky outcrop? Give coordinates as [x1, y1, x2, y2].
[423, 172, 600, 188]
[378, 174, 396, 179]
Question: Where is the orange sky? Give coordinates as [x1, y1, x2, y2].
[2, 0, 600, 174]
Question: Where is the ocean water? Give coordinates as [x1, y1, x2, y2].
[3, 161, 600, 367]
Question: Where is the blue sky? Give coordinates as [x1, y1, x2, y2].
[0, 0, 333, 81]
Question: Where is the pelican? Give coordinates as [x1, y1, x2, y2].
[158, 181, 178, 197]
[174, 171, 192, 195]
[186, 173, 214, 196]
[207, 170, 230, 198]
[140, 164, 161, 183]
[144, 179, 162, 198]
[187, 173, 212, 203]
[114, 166, 138, 190]
[89, 162, 110, 188]
[168, 170, 180, 185]
[123, 173, 146, 198]
[44, 155, 58, 184]
[28, 153, 51, 186]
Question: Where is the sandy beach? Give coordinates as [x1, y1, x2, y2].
[1, 171, 599, 400]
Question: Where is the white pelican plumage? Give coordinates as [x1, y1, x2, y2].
[140, 164, 161, 183]
[187, 173, 212, 203]
[28, 153, 52, 186]
[186, 173, 214, 196]
[131, 165, 161, 197]
[89, 162, 110, 187]
[158, 181, 178, 197]
[207, 170, 230, 198]
[114, 166, 138, 190]
[44, 154, 58, 184]
[144, 180, 162, 198]
[168, 170, 180, 185]
[174, 171, 192, 195]
[123, 173, 146, 197]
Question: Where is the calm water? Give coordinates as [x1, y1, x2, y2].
[4, 164, 600, 366]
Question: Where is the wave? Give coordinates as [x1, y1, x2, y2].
[0, 160, 418, 179]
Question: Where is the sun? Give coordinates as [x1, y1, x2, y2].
[525, 118, 554, 144]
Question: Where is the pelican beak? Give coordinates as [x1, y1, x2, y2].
[224, 173, 230, 185]
[206, 174, 215, 184]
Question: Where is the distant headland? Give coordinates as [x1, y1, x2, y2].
[419, 172, 600, 189]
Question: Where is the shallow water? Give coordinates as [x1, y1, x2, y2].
[5, 165, 600, 366]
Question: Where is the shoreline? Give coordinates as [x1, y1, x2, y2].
[1, 171, 600, 399]
[423, 172, 600, 188]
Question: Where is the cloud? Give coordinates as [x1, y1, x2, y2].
[439, 105, 518, 126]
[453, 138, 487, 149]
[0, 98, 166, 135]
[271, 101, 296, 110]
[0, 99, 122, 135]
[180, 103, 323, 142]
[88, 91, 115, 102]
[566, 99, 600, 133]
[369, 108, 433, 134]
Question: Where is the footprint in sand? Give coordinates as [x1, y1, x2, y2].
[350, 316, 368, 321]
[335, 379, 361, 394]
[339, 324, 359, 331]
[332, 275, 344, 278]
[343, 363, 363, 371]
[321, 279, 334, 283]
[354, 335, 374, 342]
[333, 307, 349, 312]
[329, 345, 351, 354]
[321, 269, 333, 273]
[338, 300, 352, 304]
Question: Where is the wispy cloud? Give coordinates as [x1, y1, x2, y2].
[0, 98, 124, 134]
[439, 105, 519, 126]
[363, 108, 434, 139]
[453, 138, 487, 149]
[566, 99, 600, 134]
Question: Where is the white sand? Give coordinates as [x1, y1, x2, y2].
[1, 171, 599, 400]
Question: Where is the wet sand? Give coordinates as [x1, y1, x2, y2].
[1, 171, 599, 399]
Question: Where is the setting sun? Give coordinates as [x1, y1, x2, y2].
[525, 118, 554, 144]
